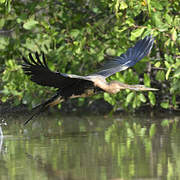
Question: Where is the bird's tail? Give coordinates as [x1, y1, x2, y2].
[24, 93, 63, 125]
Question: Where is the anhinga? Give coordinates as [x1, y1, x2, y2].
[22, 35, 157, 125]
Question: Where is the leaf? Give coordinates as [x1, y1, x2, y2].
[158, 24, 169, 32]
[164, 39, 170, 47]
[23, 19, 38, 30]
[130, 28, 145, 41]
[126, 92, 135, 104]
[0, 19, 5, 28]
[165, 13, 172, 25]
[166, 67, 171, 80]
[152, 13, 169, 31]
[164, 61, 170, 68]
[106, 48, 116, 56]
[138, 93, 146, 103]
[160, 102, 169, 109]
[6, 0, 11, 13]
[174, 68, 180, 78]
[154, 62, 161, 68]
[120, 1, 128, 10]
[144, 73, 150, 87]
[148, 92, 156, 106]
[70, 29, 80, 38]
[152, 13, 162, 27]
[92, 7, 99, 13]
[155, 70, 165, 82]
[0, 37, 9, 49]
[133, 95, 140, 108]
[0, 0, 5, 4]
[146, 0, 151, 16]
[104, 93, 115, 105]
[171, 28, 177, 41]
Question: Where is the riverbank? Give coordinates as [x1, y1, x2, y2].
[1, 99, 179, 120]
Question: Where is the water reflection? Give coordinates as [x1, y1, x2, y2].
[0, 113, 180, 180]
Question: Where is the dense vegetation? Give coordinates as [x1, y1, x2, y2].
[0, 0, 179, 111]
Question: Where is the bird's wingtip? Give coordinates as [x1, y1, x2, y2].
[145, 34, 155, 42]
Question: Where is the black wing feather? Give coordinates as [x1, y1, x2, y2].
[42, 52, 48, 68]
[29, 53, 39, 66]
[35, 52, 44, 66]
[22, 52, 91, 89]
[95, 35, 154, 77]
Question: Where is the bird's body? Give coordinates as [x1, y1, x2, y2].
[22, 35, 157, 125]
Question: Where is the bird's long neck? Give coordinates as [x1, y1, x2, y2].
[91, 76, 157, 94]
[95, 80, 157, 93]
[107, 81, 157, 93]
[106, 81, 130, 94]
[92, 78, 120, 94]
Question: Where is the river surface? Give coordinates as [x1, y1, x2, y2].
[0, 112, 180, 180]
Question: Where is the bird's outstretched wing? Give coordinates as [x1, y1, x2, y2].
[22, 52, 92, 89]
[95, 35, 154, 78]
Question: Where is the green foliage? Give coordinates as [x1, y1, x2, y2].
[0, 0, 179, 110]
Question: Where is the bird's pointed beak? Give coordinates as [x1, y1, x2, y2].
[140, 86, 158, 91]
[132, 85, 158, 91]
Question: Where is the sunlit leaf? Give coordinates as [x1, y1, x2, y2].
[154, 62, 161, 68]
[165, 13, 172, 24]
[148, 92, 156, 106]
[0, 0, 6, 3]
[23, 19, 38, 30]
[133, 95, 139, 108]
[160, 102, 169, 109]
[166, 67, 171, 80]
[120, 1, 128, 10]
[130, 28, 145, 41]
[104, 93, 115, 105]
[155, 70, 165, 82]
[164, 61, 171, 68]
[144, 73, 151, 87]
[126, 92, 134, 105]
[138, 93, 146, 103]
[173, 68, 180, 78]
[171, 28, 177, 41]
[106, 48, 116, 56]
[152, 13, 169, 31]
[158, 24, 169, 32]
[152, 13, 162, 27]
[164, 39, 170, 47]
[70, 29, 80, 38]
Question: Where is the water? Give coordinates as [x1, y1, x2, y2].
[0, 112, 180, 180]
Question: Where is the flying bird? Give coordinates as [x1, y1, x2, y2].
[22, 35, 157, 125]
